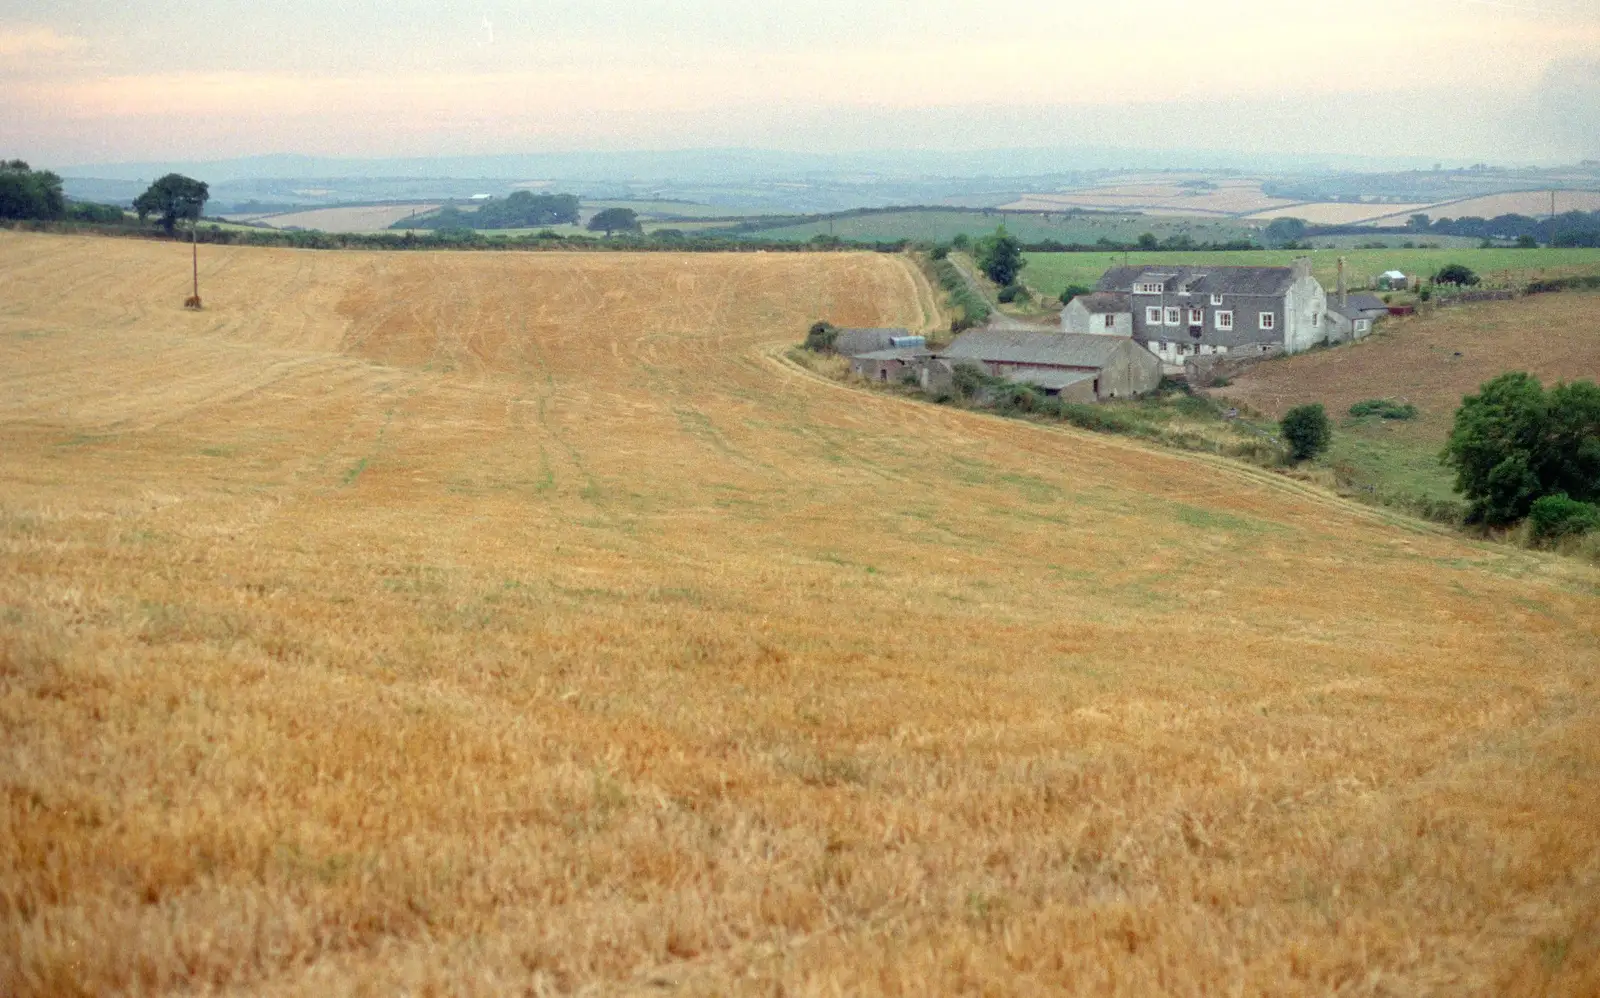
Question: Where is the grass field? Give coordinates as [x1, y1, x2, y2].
[3, 232, 1599, 995]
[1023, 247, 1600, 299]
[719, 209, 1253, 246]
[1213, 291, 1600, 520]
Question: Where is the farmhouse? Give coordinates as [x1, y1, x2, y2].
[1069, 261, 1330, 370]
[1325, 291, 1387, 343]
[937, 329, 1161, 402]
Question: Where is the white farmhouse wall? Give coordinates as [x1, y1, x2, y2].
[1061, 299, 1132, 337]
[1282, 276, 1328, 354]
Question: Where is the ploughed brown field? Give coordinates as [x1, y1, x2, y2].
[2, 231, 1598, 996]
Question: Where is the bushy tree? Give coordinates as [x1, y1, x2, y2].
[1059, 283, 1092, 305]
[587, 207, 640, 236]
[1136, 233, 1159, 250]
[1528, 494, 1600, 540]
[0, 160, 65, 220]
[974, 226, 1025, 286]
[1281, 404, 1332, 462]
[1264, 217, 1307, 248]
[1442, 373, 1600, 525]
[1434, 263, 1480, 286]
[134, 174, 209, 234]
[804, 321, 839, 352]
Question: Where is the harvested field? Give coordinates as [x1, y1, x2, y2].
[1366, 190, 1600, 225]
[1005, 182, 1296, 218]
[253, 203, 441, 233]
[2, 231, 1599, 996]
[1245, 202, 1437, 226]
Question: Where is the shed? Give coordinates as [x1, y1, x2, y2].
[1377, 270, 1409, 291]
[833, 327, 911, 357]
[849, 347, 928, 384]
[937, 329, 1161, 400]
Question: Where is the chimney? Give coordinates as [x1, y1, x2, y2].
[1338, 256, 1347, 308]
[1292, 256, 1312, 282]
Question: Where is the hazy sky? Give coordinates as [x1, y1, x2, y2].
[3, 0, 1599, 167]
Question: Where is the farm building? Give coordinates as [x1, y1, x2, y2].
[833, 327, 915, 357]
[1088, 261, 1329, 371]
[850, 346, 929, 383]
[1378, 270, 1409, 291]
[1325, 292, 1387, 343]
[1061, 292, 1134, 336]
[937, 329, 1161, 401]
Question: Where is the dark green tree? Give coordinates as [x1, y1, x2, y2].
[1136, 232, 1159, 251]
[1281, 403, 1332, 462]
[0, 161, 65, 220]
[804, 321, 839, 352]
[1434, 263, 1480, 286]
[974, 225, 1025, 286]
[586, 207, 640, 237]
[1059, 283, 1092, 305]
[1441, 373, 1600, 525]
[1264, 217, 1307, 248]
[133, 174, 209, 234]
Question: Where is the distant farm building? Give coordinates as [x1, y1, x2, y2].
[937, 329, 1161, 402]
[1325, 292, 1388, 343]
[833, 327, 914, 357]
[1378, 270, 1409, 291]
[1060, 292, 1133, 337]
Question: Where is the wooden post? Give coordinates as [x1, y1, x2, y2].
[192, 221, 199, 301]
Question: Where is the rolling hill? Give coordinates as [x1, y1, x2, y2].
[2, 232, 1597, 995]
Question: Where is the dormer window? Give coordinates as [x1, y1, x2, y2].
[1210, 294, 1223, 305]
[1133, 282, 1165, 295]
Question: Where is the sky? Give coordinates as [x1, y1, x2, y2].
[2, 0, 1599, 168]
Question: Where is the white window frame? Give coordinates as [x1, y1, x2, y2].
[1259, 312, 1276, 331]
[1164, 307, 1181, 327]
[1188, 307, 1204, 326]
[1210, 294, 1223, 306]
[1103, 313, 1116, 330]
[1145, 306, 1163, 325]
[1134, 282, 1165, 295]
[1215, 310, 1234, 331]
[1355, 319, 1370, 332]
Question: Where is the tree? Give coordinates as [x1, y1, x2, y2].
[804, 321, 839, 352]
[1407, 213, 1432, 232]
[1434, 263, 1480, 286]
[586, 207, 640, 237]
[1281, 404, 1331, 462]
[133, 174, 209, 234]
[1441, 373, 1600, 525]
[1136, 233, 1159, 251]
[1059, 283, 1092, 305]
[1516, 234, 1539, 249]
[1264, 217, 1307, 248]
[0, 161, 65, 221]
[974, 226, 1025, 286]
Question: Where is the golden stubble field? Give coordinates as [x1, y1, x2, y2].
[2, 231, 1598, 996]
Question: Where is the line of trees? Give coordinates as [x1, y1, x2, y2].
[396, 191, 581, 231]
[1396, 209, 1600, 247]
[0, 161, 66, 220]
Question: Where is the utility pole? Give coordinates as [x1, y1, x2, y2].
[185, 215, 202, 309]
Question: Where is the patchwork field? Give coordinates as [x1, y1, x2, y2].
[243, 203, 442, 233]
[722, 209, 1252, 246]
[3, 232, 1599, 996]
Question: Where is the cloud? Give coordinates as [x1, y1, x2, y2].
[0, 25, 87, 59]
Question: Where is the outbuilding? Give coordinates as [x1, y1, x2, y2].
[937, 329, 1161, 400]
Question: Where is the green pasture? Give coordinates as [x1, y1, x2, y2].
[1022, 247, 1600, 297]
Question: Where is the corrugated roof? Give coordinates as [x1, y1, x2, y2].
[939, 330, 1127, 368]
[834, 327, 908, 357]
[1097, 265, 1298, 297]
[852, 347, 928, 361]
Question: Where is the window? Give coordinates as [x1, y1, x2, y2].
[1145, 306, 1162, 325]
[1164, 307, 1180, 326]
[1215, 310, 1234, 330]
[1210, 294, 1223, 306]
[1188, 307, 1203, 326]
[1259, 312, 1276, 331]
[1134, 282, 1165, 295]
[1355, 319, 1370, 332]
[1103, 314, 1116, 330]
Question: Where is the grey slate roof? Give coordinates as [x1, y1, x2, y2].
[1328, 294, 1387, 320]
[852, 347, 928, 361]
[939, 330, 1127, 369]
[834, 327, 909, 357]
[1097, 265, 1297, 297]
[1074, 291, 1131, 314]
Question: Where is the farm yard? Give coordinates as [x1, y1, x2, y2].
[3, 231, 1600, 995]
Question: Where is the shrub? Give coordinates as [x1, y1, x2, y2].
[1419, 287, 1432, 302]
[1281, 404, 1332, 462]
[1434, 263, 1480, 286]
[997, 283, 1031, 304]
[1059, 283, 1092, 306]
[929, 245, 950, 260]
[1349, 399, 1418, 420]
[804, 321, 839, 352]
[1528, 494, 1600, 540]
